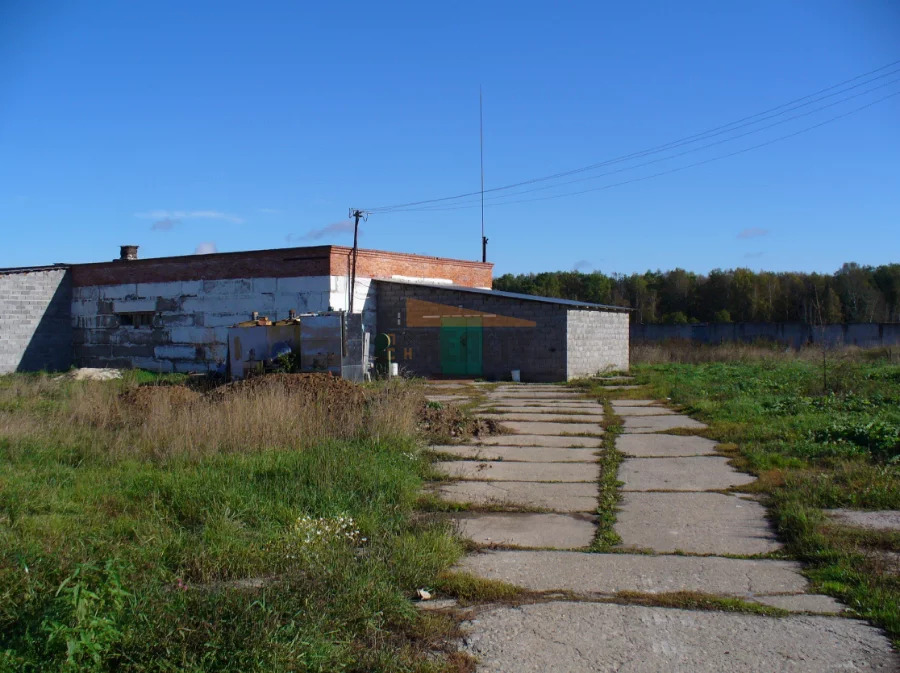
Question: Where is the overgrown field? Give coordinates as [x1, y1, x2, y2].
[629, 350, 900, 643]
[0, 373, 466, 672]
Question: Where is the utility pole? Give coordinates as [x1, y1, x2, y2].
[480, 86, 488, 263]
[348, 208, 366, 314]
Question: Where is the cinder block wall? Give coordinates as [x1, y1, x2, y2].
[566, 309, 630, 378]
[0, 268, 72, 373]
[73, 276, 333, 373]
[375, 282, 570, 381]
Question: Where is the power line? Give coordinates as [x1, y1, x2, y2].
[393, 88, 900, 213]
[363, 58, 900, 214]
[398, 75, 900, 211]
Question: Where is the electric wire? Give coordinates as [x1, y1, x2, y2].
[390, 75, 900, 211]
[390, 88, 900, 213]
[362, 58, 900, 214]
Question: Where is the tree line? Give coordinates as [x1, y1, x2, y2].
[493, 263, 900, 324]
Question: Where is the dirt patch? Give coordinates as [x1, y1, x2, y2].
[119, 385, 202, 412]
[205, 373, 366, 409]
[420, 402, 507, 441]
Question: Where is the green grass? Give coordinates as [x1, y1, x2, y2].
[612, 590, 791, 617]
[629, 355, 900, 645]
[0, 374, 464, 672]
[590, 398, 624, 551]
[433, 572, 527, 604]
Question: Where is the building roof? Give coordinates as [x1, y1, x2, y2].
[69, 244, 492, 288]
[374, 278, 632, 312]
[0, 264, 70, 275]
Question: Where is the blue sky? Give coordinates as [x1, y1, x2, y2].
[1, 1, 898, 276]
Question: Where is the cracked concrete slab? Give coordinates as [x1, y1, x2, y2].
[481, 412, 606, 423]
[616, 434, 718, 457]
[487, 395, 599, 402]
[608, 399, 657, 407]
[482, 405, 604, 415]
[616, 492, 780, 555]
[486, 393, 588, 402]
[460, 602, 897, 672]
[753, 594, 844, 614]
[457, 550, 809, 597]
[429, 480, 599, 512]
[491, 384, 570, 391]
[450, 513, 597, 548]
[430, 444, 600, 462]
[472, 434, 603, 448]
[435, 460, 599, 482]
[425, 395, 469, 403]
[611, 406, 677, 416]
[619, 456, 756, 491]
[622, 414, 708, 433]
[825, 509, 900, 532]
[500, 420, 604, 436]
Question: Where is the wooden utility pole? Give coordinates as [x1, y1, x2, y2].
[480, 86, 488, 263]
[348, 209, 365, 314]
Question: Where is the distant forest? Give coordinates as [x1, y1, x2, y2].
[492, 263, 900, 324]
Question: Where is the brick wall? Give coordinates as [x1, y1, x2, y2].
[330, 247, 492, 289]
[566, 309, 630, 378]
[72, 246, 332, 286]
[72, 245, 493, 289]
[375, 282, 570, 382]
[0, 268, 72, 373]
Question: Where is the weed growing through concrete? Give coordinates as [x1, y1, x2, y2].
[590, 397, 625, 551]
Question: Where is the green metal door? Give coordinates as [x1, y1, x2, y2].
[440, 317, 482, 376]
[464, 317, 482, 376]
[440, 317, 466, 376]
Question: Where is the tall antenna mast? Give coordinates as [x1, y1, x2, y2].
[480, 86, 488, 263]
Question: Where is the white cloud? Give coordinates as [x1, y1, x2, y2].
[737, 227, 769, 239]
[194, 241, 218, 255]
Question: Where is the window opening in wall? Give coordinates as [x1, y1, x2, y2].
[117, 312, 155, 328]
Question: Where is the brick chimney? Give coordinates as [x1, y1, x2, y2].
[119, 245, 139, 261]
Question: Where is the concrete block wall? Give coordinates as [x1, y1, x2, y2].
[73, 276, 333, 373]
[631, 322, 900, 348]
[0, 268, 72, 373]
[375, 282, 570, 382]
[566, 309, 630, 378]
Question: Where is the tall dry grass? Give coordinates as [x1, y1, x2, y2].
[2, 375, 425, 462]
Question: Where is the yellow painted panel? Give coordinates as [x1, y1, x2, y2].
[406, 298, 536, 328]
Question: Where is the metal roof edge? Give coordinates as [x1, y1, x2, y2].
[372, 277, 633, 311]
